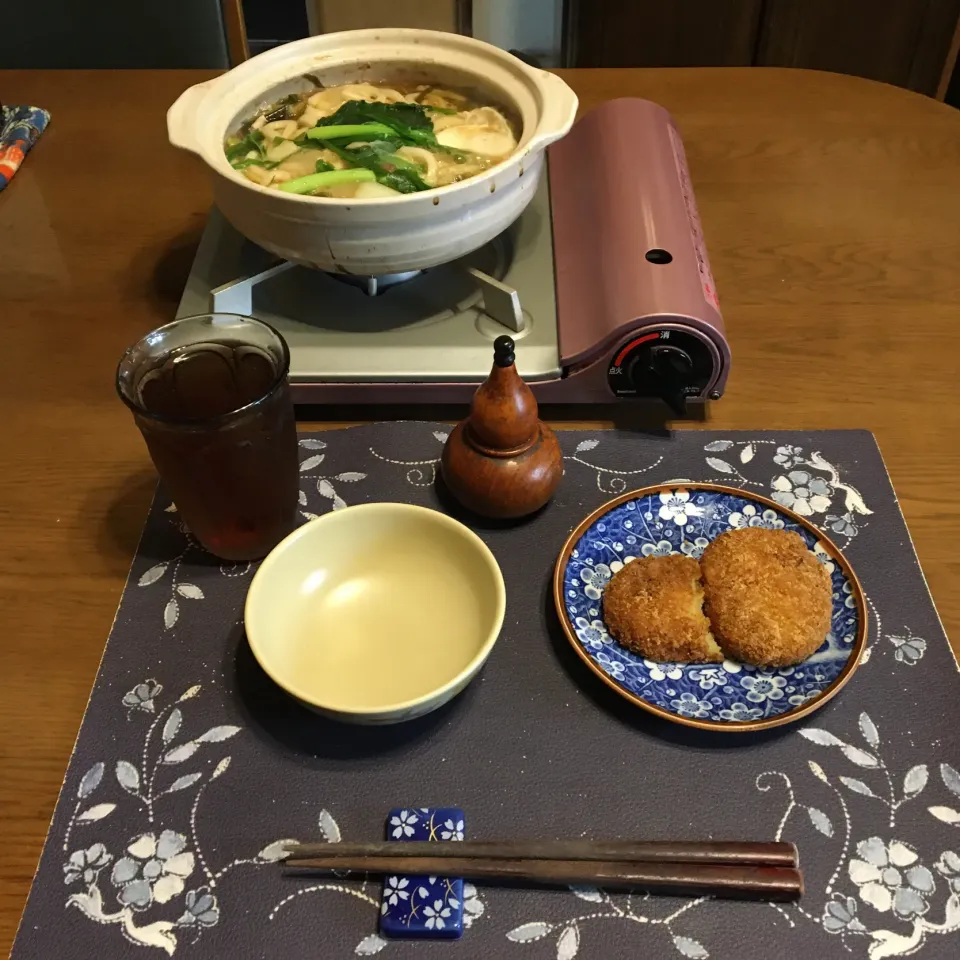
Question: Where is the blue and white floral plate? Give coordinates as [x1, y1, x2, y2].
[553, 483, 867, 732]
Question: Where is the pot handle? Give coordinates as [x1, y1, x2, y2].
[167, 79, 216, 156]
[527, 71, 579, 150]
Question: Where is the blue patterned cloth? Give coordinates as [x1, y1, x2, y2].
[0, 105, 50, 191]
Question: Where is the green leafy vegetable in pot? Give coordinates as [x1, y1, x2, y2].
[225, 129, 265, 164]
[304, 122, 396, 142]
[278, 168, 375, 195]
[319, 138, 431, 193]
[314, 100, 440, 148]
[311, 104, 472, 163]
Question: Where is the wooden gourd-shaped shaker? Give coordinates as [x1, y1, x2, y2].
[440, 336, 563, 519]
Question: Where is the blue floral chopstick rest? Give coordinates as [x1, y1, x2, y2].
[379, 807, 465, 940]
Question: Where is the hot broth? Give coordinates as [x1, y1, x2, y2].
[224, 81, 518, 199]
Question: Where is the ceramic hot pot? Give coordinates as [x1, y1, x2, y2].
[167, 29, 578, 276]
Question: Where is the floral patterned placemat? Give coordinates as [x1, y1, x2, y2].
[11, 424, 960, 960]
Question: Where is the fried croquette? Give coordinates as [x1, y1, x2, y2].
[602, 555, 723, 663]
[700, 528, 832, 667]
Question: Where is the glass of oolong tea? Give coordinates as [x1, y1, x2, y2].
[116, 314, 299, 561]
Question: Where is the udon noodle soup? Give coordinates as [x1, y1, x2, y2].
[224, 81, 519, 199]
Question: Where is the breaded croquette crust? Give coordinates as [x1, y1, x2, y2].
[602, 555, 723, 663]
[700, 528, 832, 667]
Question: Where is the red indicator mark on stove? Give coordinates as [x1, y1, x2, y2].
[614, 333, 660, 367]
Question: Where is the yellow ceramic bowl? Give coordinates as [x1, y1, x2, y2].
[244, 502, 505, 724]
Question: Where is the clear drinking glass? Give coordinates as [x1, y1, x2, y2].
[116, 313, 299, 561]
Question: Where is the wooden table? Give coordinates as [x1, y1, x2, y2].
[1, 67, 958, 950]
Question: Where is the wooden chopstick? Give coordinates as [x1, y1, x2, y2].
[283, 855, 803, 902]
[283, 839, 797, 868]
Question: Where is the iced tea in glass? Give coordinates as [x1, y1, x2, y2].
[117, 313, 299, 561]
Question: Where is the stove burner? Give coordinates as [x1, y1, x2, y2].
[330, 270, 422, 297]
[209, 233, 525, 335]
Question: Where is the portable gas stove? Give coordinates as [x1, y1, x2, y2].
[177, 99, 730, 413]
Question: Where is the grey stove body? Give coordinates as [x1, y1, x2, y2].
[177, 178, 561, 392]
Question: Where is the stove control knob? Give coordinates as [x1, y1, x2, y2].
[627, 344, 694, 416]
[606, 330, 715, 408]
